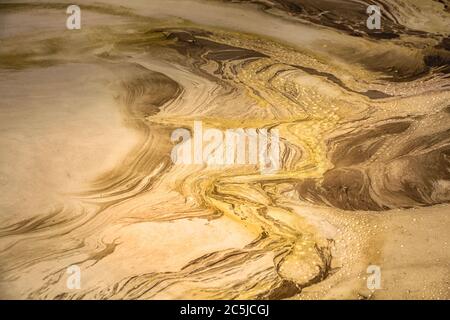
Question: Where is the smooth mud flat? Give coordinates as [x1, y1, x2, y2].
[0, 0, 449, 299]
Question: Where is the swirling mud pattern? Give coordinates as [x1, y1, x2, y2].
[0, 0, 449, 300]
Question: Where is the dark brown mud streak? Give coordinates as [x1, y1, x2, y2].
[297, 112, 450, 210]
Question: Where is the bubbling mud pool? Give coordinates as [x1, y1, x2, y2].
[0, 0, 449, 299]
